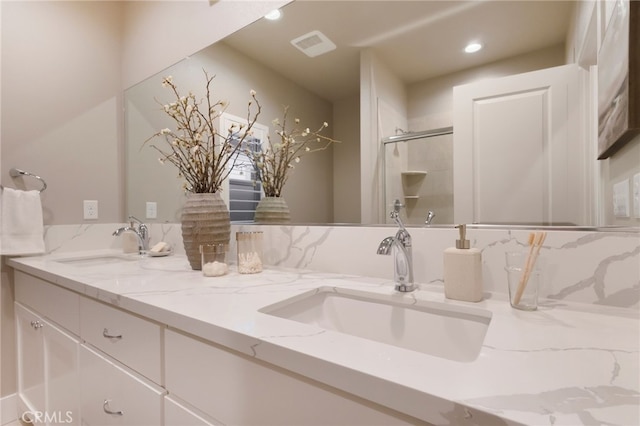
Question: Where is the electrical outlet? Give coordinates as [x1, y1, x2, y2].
[83, 200, 98, 220]
[146, 201, 157, 219]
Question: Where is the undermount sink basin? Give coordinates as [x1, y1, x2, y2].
[54, 254, 139, 267]
[260, 287, 492, 362]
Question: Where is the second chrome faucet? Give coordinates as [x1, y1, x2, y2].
[377, 200, 416, 292]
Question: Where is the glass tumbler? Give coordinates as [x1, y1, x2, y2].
[200, 243, 228, 277]
[236, 231, 263, 274]
[505, 251, 541, 311]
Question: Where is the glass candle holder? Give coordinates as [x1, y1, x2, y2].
[200, 243, 228, 277]
[236, 231, 263, 274]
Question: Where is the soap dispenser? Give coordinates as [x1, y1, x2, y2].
[121, 220, 139, 254]
[443, 224, 483, 302]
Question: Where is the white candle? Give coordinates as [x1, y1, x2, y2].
[202, 261, 228, 277]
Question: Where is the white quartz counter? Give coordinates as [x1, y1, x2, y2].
[8, 250, 640, 426]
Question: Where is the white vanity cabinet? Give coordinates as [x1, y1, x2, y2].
[13, 266, 420, 425]
[15, 303, 81, 426]
[79, 344, 164, 426]
[14, 271, 165, 425]
[15, 272, 81, 425]
[165, 328, 417, 425]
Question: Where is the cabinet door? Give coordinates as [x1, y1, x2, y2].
[43, 316, 81, 425]
[15, 303, 45, 419]
[453, 64, 590, 225]
[165, 329, 415, 425]
[165, 396, 219, 426]
[79, 344, 164, 426]
[16, 302, 81, 425]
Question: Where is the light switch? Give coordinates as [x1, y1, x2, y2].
[633, 173, 640, 218]
[146, 202, 157, 219]
[613, 180, 630, 217]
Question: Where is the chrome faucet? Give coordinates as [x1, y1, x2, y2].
[112, 216, 150, 254]
[425, 210, 436, 225]
[377, 200, 416, 292]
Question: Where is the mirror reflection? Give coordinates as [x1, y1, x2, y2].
[126, 0, 582, 225]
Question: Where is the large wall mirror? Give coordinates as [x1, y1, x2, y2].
[126, 0, 591, 226]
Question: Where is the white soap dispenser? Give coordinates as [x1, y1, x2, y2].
[443, 224, 483, 302]
[121, 221, 139, 254]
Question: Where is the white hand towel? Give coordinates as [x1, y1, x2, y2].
[0, 187, 45, 255]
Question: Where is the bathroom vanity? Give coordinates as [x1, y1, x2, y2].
[8, 248, 639, 426]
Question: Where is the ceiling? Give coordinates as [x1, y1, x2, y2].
[222, 0, 574, 102]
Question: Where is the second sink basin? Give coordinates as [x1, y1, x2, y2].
[54, 254, 139, 267]
[260, 287, 492, 362]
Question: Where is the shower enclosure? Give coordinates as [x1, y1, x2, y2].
[383, 127, 454, 225]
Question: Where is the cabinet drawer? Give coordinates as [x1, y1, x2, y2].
[80, 297, 161, 384]
[79, 344, 164, 426]
[165, 328, 413, 425]
[15, 271, 80, 335]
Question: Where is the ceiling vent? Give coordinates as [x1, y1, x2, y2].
[290, 30, 336, 58]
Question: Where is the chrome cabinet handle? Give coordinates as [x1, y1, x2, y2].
[102, 328, 122, 339]
[103, 399, 124, 416]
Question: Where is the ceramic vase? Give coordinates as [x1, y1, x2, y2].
[254, 196, 291, 224]
[181, 192, 230, 270]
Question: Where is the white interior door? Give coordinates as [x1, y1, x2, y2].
[453, 64, 588, 225]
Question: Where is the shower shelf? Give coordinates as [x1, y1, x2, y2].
[401, 171, 427, 177]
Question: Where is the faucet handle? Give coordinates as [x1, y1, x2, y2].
[391, 199, 404, 218]
[128, 215, 143, 225]
[390, 199, 407, 230]
[425, 210, 435, 225]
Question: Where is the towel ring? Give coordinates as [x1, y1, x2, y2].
[9, 168, 47, 192]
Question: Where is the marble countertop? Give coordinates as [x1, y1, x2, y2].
[8, 250, 640, 426]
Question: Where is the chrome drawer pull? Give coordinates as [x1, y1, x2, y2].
[102, 328, 122, 339]
[103, 399, 124, 416]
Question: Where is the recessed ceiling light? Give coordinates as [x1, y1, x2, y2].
[464, 42, 483, 53]
[264, 9, 281, 20]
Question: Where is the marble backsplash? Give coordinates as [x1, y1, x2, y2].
[37, 223, 640, 310]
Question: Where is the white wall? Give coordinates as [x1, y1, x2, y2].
[1, 0, 124, 225]
[333, 95, 361, 223]
[121, 0, 290, 89]
[407, 44, 566, 130]
[360, 49, 408, 225]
